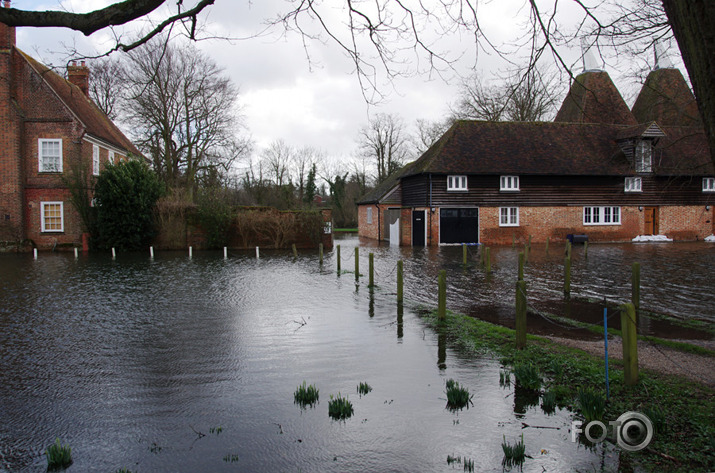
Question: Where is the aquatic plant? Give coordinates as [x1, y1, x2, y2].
[357, 382, 372, 396]
[463, 457, 475, 472]
[294, 381, 319, 408]
[445, 379, 473, 410]
[541, 390, 557, 414]
[502, 434, 526, 468]
[577, 387, 606, 423]
[209, 426, 223, 435]
[499, 369, 511, 387]
[223, 453, 240, 463]
[46, 438, 72, 470]
[114, 469, 133, 473]
[447, 455, 461, 465]
[513, 363, 541, 391]
[328, 393, 354, 419]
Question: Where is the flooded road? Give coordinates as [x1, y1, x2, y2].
[0, 237, 712, 472]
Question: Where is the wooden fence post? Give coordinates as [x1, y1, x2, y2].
[397, 260, 404, 305]
[620, 303, 639, 385]
[584, 241, 589, 259]
[319, 243, 323, 265]
[518, 252, 525, 281]
[355, 247, 359, 280]
[438, 270, 446, 321]
[292, 243, 298, 258]
[564, 257, 571, 297]
[632, 262, 640, 321]
[516, 280, 527, 349]
[484, 246, 491, 273]
[369, 252, 374, 287]
[337, 244, 341, 273]
[462, 243, 467, 266]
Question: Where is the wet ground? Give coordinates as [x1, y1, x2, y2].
[0, 237, 712, 472]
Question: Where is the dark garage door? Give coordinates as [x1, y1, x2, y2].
[440, 208, 478, 244]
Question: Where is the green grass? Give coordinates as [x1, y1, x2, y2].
[541, 390, 557, 414]
[46, 438, 72, 470]
[294, 381, 319, 408]
[328, 393, 354, 419]
[513, 362, 541, 391]
[357, 382, 372, 396]
[502, 434, 526, 468]
[333, 228, 358, 233]
[445, 378, 474, 410]
[419, 307, 715, 472]
[577, 387, 606, 423]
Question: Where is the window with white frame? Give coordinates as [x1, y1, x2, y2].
[41, 202, 64, 232]
[703, 177, 715, 192]
[93, 144, 100, 175]
[447, 175, 468, 191]
[499, 207, 519, 227]
[625, 177, 642, 192]
[500, 175, 519, 191]
[108, 150, 115, 163]
[366, 206, 373, 224]
[584, 206, 621, 225]
[38, 139, 62, 172]
[635, 140, 652, 173]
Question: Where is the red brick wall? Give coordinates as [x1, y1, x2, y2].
[358, 204, 381, 240]
[659, 206, 712, 240]
[25, 187, 83, 248]
[400, 208, 412, 246]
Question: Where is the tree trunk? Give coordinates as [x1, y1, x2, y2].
[662, 0, 715, 168]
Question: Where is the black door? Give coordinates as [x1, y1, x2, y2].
[412, 210, 425, 246]
[440, 208, 479, 244]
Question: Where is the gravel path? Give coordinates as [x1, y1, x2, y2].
[545, 335, 715, 387]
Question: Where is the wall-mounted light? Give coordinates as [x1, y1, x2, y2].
[707, 205, 711, 211]
[638, 206, 643, 211]
[431, 207, 436, 213]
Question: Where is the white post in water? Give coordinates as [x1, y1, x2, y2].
[150, 246, 154, 259]
[189, 246, 193, 259]
[33, 248, 38, 259]
[112, 247, 116, 259]
[256, 246, 260, 259]
[223, 247, 228, 259]
[74, 247, 78, 259]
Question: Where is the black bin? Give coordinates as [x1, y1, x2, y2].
[567, 234, 589, 244]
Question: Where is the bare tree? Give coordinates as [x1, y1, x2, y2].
[293, 146, 322, 204]
[452, 77, 508, 122]
[88, 57, 124, 120]
[122, 36, 243, 201]
[262, 140, 294, 188]
[358, 113, 409, 184]
[414, 118, 452, 155]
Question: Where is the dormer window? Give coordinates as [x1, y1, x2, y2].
[635, 140, 652, 173]
[500, 175, 519, 191]
[704, 178, 715, 192]
[625, 177, 642, 193]
[447, 175, 468, 191]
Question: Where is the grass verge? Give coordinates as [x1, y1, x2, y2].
[421, 308, 715, 472]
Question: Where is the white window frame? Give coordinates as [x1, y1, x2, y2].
[92, 144, 100, 176]
[635, 141, 652, 173]
[108, 150, 115, 163]
[500, 175, 520, 191]
[38, 139, 62, 173]
[40, 201, 64, 232]
[583, 206, 621, 226]
[366, 206, 373, 224]
[447, 175, 468, 191]
[703, 177, 715, 192]
[625, 177, 642, 193]
[499, 207, 519, 227]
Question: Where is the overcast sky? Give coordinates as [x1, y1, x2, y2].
[14, 0, 686, 170]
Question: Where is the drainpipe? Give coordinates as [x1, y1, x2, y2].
[376, 203, 381, 241]
[428, 174, 433, 246]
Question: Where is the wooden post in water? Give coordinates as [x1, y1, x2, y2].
[524, 243, 529, 264]
[355, 247, 359, 280]
[369, 253, 374, 287]
[620, 303, 639, 385]
[112, 247, 116, 260]
[564, 257, 571, 296]
[518, 252, 525, 281]
[336, 245, 341, 272]
[584, 241, 589, 259]
[292, 243, 298, 258]
[33, 248, 38, 259]
[528, 234, 532, 250]
[150, 246, 154, 259]
[516, 280, 527, 349]
[74, 247, 78, 259]
[319, 243, 324, 265]
[566, 241, 572, 259]
[545, 237, 550, 255]
[223, 247, 227, 259]
[484, 247, 491, 273]
[462, 243, 467, 266]
[631, 262, 640, 321]
[189, 246, 192, 259]
[438, 270, 447, 321]
[397, 260, 404, 304]
[256, 246, 260, 259]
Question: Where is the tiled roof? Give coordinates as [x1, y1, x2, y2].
[631, 68, 702, 127]
[357, 162, 414, 204]
[554, 71, 637, 126]
[17, 49, 140, 156]
[404, 120, 713, 177]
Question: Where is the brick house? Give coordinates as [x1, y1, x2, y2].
[358, 67, 714, 246]
[0, 2, 140, 250]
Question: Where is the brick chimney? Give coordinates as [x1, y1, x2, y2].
[67, 61, 90, 96]
[0, 0, 16, 51]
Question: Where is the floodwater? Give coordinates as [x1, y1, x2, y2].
[0, 236, 712, 472]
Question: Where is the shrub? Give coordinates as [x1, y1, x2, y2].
[196, 188, 234, 248]
[46, 438, 72, 470]
[513, 363, 541, 391]
[93, 159, 164, 250]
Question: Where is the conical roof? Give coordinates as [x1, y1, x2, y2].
[554, 71, 637, 125]
[631, 68, 701, 127]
